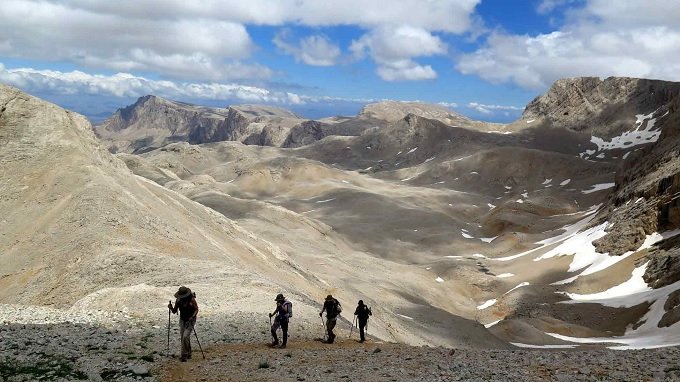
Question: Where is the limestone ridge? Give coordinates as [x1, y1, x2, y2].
[96, 98, 507, 153]
[521, 76, 680, 137]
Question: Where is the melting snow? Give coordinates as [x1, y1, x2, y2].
[477, 299, 497, 310]
[480, 236, 497, 243]
[582, 183, 615, 194]
[396, 314, 415, 320]
[564, 263, 650, 304]
[424, 156, 436, 163]
[462, 232, 474, 239]
[526, 119, 535, 124]
[542, 179, 552, 185]
[493, 204, 600, 262]
[521, 192, 528, 198]
[504, 186, 512, 190]
[407, 147, 418, 154]
[484, 319, 502, 328]
[515, 199, 524, 204]
[511, 343, 577, 349]
[551, 275, 579, 285]
[435, 277, 444, 283]
[470, 171, 479, 175]
[504, 282, 530, 295]
[487, 203, 496, 208]
[580, 111, 666, 159]
[342, 180, 350, 184]
[401, 176, 415, 182]
[560, 179, 571, 186]
[315, 198, 335, 203]
[496, 273, 514, 278]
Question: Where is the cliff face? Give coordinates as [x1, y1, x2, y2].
[522, 77, 680, 137]
[95, 97, 306, 153]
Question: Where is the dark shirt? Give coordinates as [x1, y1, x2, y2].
[322, 299, 339, 319]
[174, 297, 198, 321]
[354, 305, 372, 320]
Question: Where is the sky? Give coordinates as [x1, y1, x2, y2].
[1, 0, 680, 123]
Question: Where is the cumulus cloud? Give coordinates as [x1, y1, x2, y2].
[64, 0, 481, 33]
[273, 30, 341, 66]
[351, 26, 447, 81]
[0, 65, 302, 104]
[467, 102, 523, 115]
[0, 65, 390, 107]
[0, 0, 481, 83]
[458, 0, 680, 89]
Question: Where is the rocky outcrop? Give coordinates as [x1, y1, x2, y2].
[282, 120, 328, 148]
[95, 96, 306, 152]
[522, 77, 680, 137]
[360, 101, 503, 132]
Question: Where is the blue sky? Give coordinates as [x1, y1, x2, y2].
[1, 0, 679, 123]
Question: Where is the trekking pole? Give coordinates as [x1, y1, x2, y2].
[349, 316, 356, 338]
[191, 324, 206, 359]
[167, 301, 171, 358]
[320, 315, 327, 341]
[269, 315, 274, 343]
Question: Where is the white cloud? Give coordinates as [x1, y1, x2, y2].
[0, 0, 480, 82]
[467, 102, 523, 115]
[458, 0, 680, 89]
[351, 26, 447, 81]
[65, 0, 481, 33]
[273, 30, 341, 66]
[0, 66, 300, 104]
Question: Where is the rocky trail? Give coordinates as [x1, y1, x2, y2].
[3, 303, 680, 381]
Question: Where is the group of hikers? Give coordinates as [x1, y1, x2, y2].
[168, 286, 372, 361]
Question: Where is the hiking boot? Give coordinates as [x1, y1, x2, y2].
[271, 340, 279, 347]
[180, 358, 187, 362]
[279, 344, 287, 349]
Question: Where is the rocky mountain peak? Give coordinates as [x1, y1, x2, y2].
[228, 104, 301, 119]
[359, 101, 469, 124]
[522, 76, 680, 135]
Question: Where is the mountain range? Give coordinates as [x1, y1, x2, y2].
[2, 76, 680, 351]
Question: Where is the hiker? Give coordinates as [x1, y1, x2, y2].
[319, 294, 342, 343]
[167, 286, 199, 362]
[269, 293, 292, 348]
[354, 300, 372, 343]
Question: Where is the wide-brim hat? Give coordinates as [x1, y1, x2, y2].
[325, 294, 334, 301]
[275, 293, 285, 301]
[174, 286, 192, 299]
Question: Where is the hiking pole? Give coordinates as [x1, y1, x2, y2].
[191, 324, 206, 359]
[320, 315, 327, 342]
[167, 301, 171, 358]
[349, 316, 356, 338]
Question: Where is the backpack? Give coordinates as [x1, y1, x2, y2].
[284, 300, 293, 318]
[328, 299, 342, 317]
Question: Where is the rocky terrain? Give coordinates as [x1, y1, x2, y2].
[3, 76, 680, 381]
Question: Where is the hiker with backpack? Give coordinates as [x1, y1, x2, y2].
[354, 300, 372, 343]
[167, 286, 199, 362]
[319, 294, 342, 343]
[269, 293, 292, 348]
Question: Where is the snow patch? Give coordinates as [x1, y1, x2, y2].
[407, 147, 418, 154]
[496, 273, 514, 278]
[504, 282, 530, 295]
[582, 183, 615, 194]
[396, 314, 414, 320]
[435, 277, 444, 283]
[511, 342, 577, 349]
[484, 319, 502, 328]
[560, 179, 571, 186]
[477, 299, 497, 310]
